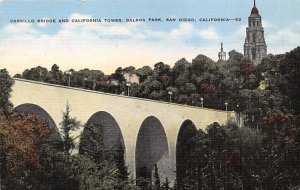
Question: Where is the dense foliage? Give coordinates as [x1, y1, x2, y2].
[2, 46, 300, 189]
[0, 110, 137, 190]
[0, 84, 135, 190]
[177, 119, 300, 189]
[0, 69, 14, 117]
[0, 112, 52, 189]
[15, 47, 300, 126]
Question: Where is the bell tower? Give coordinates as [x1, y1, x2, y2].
[244, 0, 267, 63]
[218, 42, 226, 61]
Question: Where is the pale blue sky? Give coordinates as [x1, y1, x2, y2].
[0, 0, 299, 75]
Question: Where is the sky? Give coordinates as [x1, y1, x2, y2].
[0, 0, 299, 76]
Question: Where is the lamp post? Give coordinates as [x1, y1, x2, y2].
[225, 102, 228, 121]
[168, 91, 173, 103]
[200, 97, 204, 108]
[237, 104, 240, 127]
[65, 70, 72, 87]
[126, 83, 131, 96]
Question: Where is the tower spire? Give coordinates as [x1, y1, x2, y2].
[221, 42, 223, 51]
[254, 0, 256, 7]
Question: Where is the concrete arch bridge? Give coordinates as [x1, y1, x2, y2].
[11, 78, 235, 182]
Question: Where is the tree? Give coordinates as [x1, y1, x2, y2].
[162, 177, 170, 190]
[191, 54, 215, 76]
[172, 58, 190, 82]
[176, 121, 198, 189]
[227, 50, 245, 64]
[256, 113, 300, 189]
[114, 140, 129, 181]
[0, 112, 52, 189]
[277, 47, 300, 114]
[137, 166, 152, 190]
[136, 66, 154, 83]
[68, 68, 105, 90]
[111, 67, 126, 83]
[38, 144, 120, 190]
[21, 66, 50, 82]
[153, 62, 171, 89]
[138, 76, 161, 99]
[123, 66, 136, 73]
[49, 64, 64, 84]
[0, 69, 14, 117]
[59, 103, 81, 154]
[153, 164, 161, 190]
[79, 122, 134, 190]
[39, 113, 138, 190]
[154, 62, 170, 77]
[79, 123, 111, 164]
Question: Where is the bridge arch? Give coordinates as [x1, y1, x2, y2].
[11, 79, 234, 185]
[14, 103, 60, 141]
[135, 116, 169, 181]
[176, 119, 198, 189]
[79, 111, 125, 161]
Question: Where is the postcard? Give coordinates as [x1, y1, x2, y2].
[0, 0, 299, 189]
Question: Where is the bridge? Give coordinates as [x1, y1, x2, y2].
[11, 78, 235, 182]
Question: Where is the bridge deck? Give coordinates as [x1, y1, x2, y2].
[13, 78, 228, 113]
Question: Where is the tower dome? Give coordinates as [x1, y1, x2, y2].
[251, 6, 259, 15]
[251, 0, 259, 15]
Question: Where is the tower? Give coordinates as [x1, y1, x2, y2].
[218, 42, 226, 61]
[244, 0, 267, 63]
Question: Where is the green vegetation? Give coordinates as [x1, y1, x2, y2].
[177, 118, 300, 189]
[15, 47, 300, 127]
[60, 103, 81, 154]
[0, 70, 136, 189]
[0, 109, 137, 189]
[0, 69, 14, 117]
[153, 164, 161, 190]
[0, 112, 52, 189]
[1, 46, 299, 189]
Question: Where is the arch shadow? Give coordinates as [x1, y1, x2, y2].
[14, 103, 61, 141]
[176, 119, 198, 189]
[135, 116, 169, 181]
[79, 111, 125, 161]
